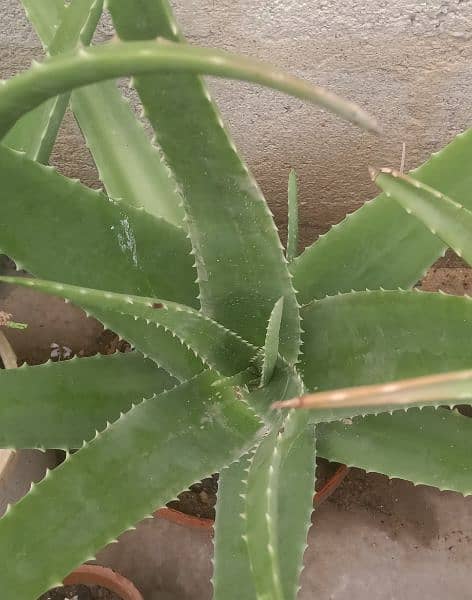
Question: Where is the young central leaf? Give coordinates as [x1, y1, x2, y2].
[261, 297, 284, 387]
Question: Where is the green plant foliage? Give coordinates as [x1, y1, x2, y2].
[260, 298, 284, 386]
[0, 352, 173, 449]
[300, 289, 472, 419]
[317, 407, 472, 495]
[1, 2, 471, 599]
[0, 371, 261, 599]
[0, 275, 257, 377]
[291, 128, 472, 303]
[286, 169, 299, 262]
[109, 0, 302, 364]
[372, 167, 472, 267]
[212, 455, 257, 600]
[4, 0, 102, 162]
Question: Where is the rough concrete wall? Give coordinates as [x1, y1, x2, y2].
[1, 1, 472, 254]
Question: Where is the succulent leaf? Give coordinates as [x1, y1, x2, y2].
[276, 413, 315, 600]
[286, 169, 299, 262]
[0, 370, 262, 599]
[245, 424, 285, 600]
[0, 42, 378, 140]
[300, 289, 472, 421]
[0, 276, 257, 377]
[0, 352, 173, 449]
[0, 145, 201, 379]
[245, 410, 314, 600]
[71, 83, 184, 224]
[19, 0, 63, 46]
[318, 407, 472, 495]
[291, 128, 472, 303]
[212, 455, 258, 600]
[260, 298, 284, 387]
[0, 146, 195, 301]
[109, 1, 305, 365]
[4, 0, 102, 162]
[372, 167, 472, 266]
[20, 0, 184, 224]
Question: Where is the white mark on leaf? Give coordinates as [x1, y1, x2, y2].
[117, 217, 138, 267]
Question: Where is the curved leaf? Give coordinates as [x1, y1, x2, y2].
[0, 41, 379, 139]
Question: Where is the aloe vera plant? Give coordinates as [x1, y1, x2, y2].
[1, 1, 472, 598]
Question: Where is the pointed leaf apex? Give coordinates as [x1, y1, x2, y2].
[368, 165, 380, 181]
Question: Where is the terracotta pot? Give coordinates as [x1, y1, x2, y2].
[63, 565, 143, 600]
[156, 464, 349, 530]
[155, 506, 214, 529]
[313, 464, 349, 506]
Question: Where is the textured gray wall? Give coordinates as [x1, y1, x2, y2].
[2, 1, 472, 253]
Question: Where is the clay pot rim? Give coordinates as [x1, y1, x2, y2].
[156, 464, 349, 530]
[63, 564, 143, 600]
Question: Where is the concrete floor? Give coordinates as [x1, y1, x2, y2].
[95, 469, 472, 600]
[1, 267, 472, 598]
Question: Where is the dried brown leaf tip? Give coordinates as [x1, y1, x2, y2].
[152, 302, 164, 309]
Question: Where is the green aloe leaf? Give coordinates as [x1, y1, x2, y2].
[0, 144, 200, 379]
[3, 0, 62, 159]
[245, 425, 285, 600]
[71, 83, 184, 223]
[245, 412, 315, 600]
[18, 0, 63, 45]
[0, 33, 376, 365]
[318, 407, 472, 495]
[4, 0, 103, 162]
[260, 298, 284, 387]
[286, 169, 299, 262]
[0, 275, 257, 376]
[300, 289, 472, 422]
[291, 128, 472, 303]
[0, 146, 195, 300]
[0, 352, 173, 449]
[276, 415, 315, 600]
[212, 455, 257, 600]
[372, 167, 472, 267]
[23, 0, 184, 224]
[0, 370, 262, 599]
[0, 41, 379, 140]
[109, 1, 309, 365]
[214, 413, 315, 600]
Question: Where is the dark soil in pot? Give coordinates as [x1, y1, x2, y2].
[167, 473, 218, 519]
[166, 458, 345, 520]
[38, 584, 122, 600]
